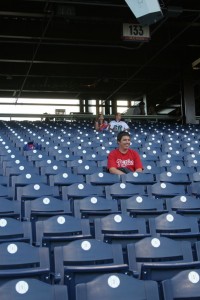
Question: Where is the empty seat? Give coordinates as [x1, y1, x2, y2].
[0, 198, 21, 219]
[74, 164, 103, 175]
[0, 278, 69, 300]
[67, 159, 97, 168]
[162, 269, 200, 300]
[11, 173, 47, 199]
[0, 217, 32, 244]
[120, 195, 167, 219]
[0, 175, 8, 186]
[123, 172, 156, 185]
[149, 212, 200, 243]
[94, 214, 150, 249]
[17, 183, 59, 201]
[166, 195, 200, 218]
[76, 273, 160, 300]
[0, 185, 13, 199]
[5, 164, 39, 186]
[127, 236, 200, 281]
[156, 171, 191, 184]
[54, 239, 128, 298]
[0, 242, 50, 285]
[62, 183, 105, 200]
[189, 182, 200, 196]
[86, 172, 121, 185]
[158, 159, 185, 168]
[143, 164, 165, 174]
[24, 196, 71, 221]
[191, 171, 200, 182]
[35, 215, 91, 249]
[84, 153, 107, 161]
[186, 157, 200, 168]
[150, 182, 188, 198]
[40, 164, 72, 177]
[49, 172, 85, 189]
[55, 153, 81, 163]
[105, 183, 147, 199]
[167, 165, 195, 174]
[73, 196, 119, 221]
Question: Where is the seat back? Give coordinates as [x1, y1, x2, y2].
[0, 278, 68, 300]
[54, 239, 128, 297]
[162, 269, 200, 300]
[76, 273, 160, 300]
[127, 236, 200, 281]
[0, 242, 50, 285]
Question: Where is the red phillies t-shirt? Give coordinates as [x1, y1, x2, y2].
[107, 148, 143, 172]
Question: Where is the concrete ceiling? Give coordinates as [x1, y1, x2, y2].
[0, 0, 200, 113]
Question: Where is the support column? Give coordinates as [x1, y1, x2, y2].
[183, 80, 196, 124]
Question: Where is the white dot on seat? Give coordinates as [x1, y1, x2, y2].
[15, 281, 29, 294]
[188, 271, 200, 284]
[81, 241, 91, 251]
[151, 238, 160, 248]
[108, 275, 120, 288]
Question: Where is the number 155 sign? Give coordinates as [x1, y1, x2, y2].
[122, 23, 150, 41]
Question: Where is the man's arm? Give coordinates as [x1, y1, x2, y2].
[135, 168, 143, 172]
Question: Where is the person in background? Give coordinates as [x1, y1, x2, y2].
[107, 131, 143, 174]
[148, 106, 157, 115]
[108, 112, 130, 132]
[133, 101, 145, 115]
[95, 113, 109, 131]
[23, 141, 42, 151]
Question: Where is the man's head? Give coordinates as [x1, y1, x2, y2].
[117, 131, 131, 153]
[27, 141, 34, 150]
[115, 113, 122, 121]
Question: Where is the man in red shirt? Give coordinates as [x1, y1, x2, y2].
[107, 131, 143, 174]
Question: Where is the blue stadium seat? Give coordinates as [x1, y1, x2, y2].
[149, 212, 200, 243]
[105, 183, 147, 199]
[67, 159, 97, 168]
[54, 153, 81, 164]
[0, 175, 8, 186]
[166, 195, 200, 219]
[86, 172, 121, 185]
[73, 196, 119, 221]
[123, 172, 156, 185]
[156, 171, 191, 184]
[0, 217, 32, 244]
[49, 172, 85, 189]
[191, 171, 200, 182]
[158, 159, 185, 168]
[17, 183, 59, 201]
[76, 273, 160, 300]
[162, 269, 200, 300]
[94, 214, 150, 249]
[189, 182, 200, 197]
[62, 183, 105, 200]
[24, 196, 71, 222]
[53, 239, 128, 298]
[0, 278, 69, 300]
[150, 182, 188, 198]
[167, 165, 195, 174]
[74, 165, 103, 176]
[120, 195, 167, 219]
[0, 198, 21, 219]
[0, 242, 50, 285]
[127, 236, 200, 281]
[35, 215, 91, 249]
[11, 173, 47, 199]
[0, 185, 13, 199]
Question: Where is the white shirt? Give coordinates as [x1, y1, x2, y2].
[109, 120, 129, 132]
